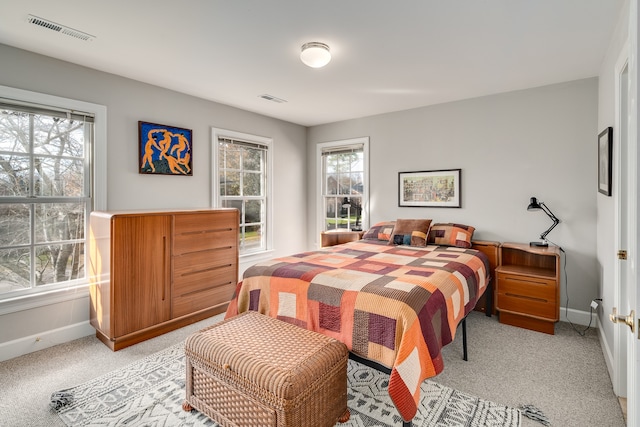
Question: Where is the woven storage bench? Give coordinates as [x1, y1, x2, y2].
[183, 311, 350, 427]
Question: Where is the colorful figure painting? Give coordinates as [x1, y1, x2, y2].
[139, 121, 193, 175]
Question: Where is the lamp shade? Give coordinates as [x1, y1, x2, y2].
[300, 42, 331, 68]
[527, 197, 542, 211]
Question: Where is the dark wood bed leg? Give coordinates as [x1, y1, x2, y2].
[462, 317, 468, 361]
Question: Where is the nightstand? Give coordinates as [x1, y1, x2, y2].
[321, 230, 364, 247]
[495, 242, 561, 334]
[470, 240, 500, 316]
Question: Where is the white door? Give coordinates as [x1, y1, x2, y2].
[613, 5, 638, 425]
[628, 4, 639, 424]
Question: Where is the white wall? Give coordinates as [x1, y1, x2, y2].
[596, 0, 630, 382]
[307, 79, 599, 313]
[0, 44, 308, 360]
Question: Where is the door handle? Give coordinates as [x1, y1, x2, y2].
[609, 307, 635, 333]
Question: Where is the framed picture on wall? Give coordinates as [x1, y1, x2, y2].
[598, 127, 612, 196]
[398, 169, 461, 207]
[139, 121, 193, 175]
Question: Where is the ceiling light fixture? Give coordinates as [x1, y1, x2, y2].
[300, 42, 331, 68]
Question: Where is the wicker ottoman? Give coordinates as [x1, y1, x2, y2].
[183, 311, 350, 427]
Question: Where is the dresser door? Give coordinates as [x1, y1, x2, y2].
[111, 215, 171, 337]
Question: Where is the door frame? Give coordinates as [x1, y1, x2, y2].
[627, 1, 639, 424]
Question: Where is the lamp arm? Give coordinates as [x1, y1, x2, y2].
[538, 202, 560, 240]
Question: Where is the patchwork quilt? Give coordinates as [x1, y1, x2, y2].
[225, 239, 490, 422]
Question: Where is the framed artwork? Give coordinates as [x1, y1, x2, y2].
[398, 169, 461, 207]
[598, 127, 612, 196]
[139, 121, 193, 175]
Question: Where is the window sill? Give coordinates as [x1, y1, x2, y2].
[240, 249, 275, 263]
[0, 284, 90, 316]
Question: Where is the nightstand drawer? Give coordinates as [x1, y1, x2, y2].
[497, 293, 557, 319]
[497, 272, 556, 301]
[321, 231, 363, 247]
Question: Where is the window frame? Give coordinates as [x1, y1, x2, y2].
[0, 85, 106, 312]
[317, 137, 369, 241]
[211, 127, 273, 259]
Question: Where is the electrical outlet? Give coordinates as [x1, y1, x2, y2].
[590, 299, 599, 310]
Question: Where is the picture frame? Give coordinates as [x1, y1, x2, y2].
[139, 121, 193, 175]
[598, 126, 612, 196]
[398, 169, 461, 207]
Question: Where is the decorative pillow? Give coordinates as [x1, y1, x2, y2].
[388, 219, 432, 247]
[428, 223, 475, 248]
[362, 221, 396, 241]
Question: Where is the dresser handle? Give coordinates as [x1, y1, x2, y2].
[505, 293, 547, 303]
[162, 235, 167, 301]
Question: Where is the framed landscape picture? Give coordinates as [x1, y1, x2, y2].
[398, 169, 461, 208]
[139, 121, 193, 175]
[598, 127, 612, 196]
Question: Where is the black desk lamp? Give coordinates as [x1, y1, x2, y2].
[527, 197, 560, 247]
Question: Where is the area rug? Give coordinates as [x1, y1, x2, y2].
[51, 342, 521, 427]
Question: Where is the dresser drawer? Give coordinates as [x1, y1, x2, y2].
[174, 211, 237, 233]
[497, 293, 557, 319]
[497, 272, 556, 301]
[172, 282, 236, 318]
[173, 251, 236, 295]
[173, 228, 237, 255]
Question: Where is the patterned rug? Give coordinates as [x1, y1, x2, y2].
[51, 343, 521, 427]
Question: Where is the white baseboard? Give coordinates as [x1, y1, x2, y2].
[598, 318, 615, 386]
[0, 321, 94, 363]
[0, 307, 601, 363]
[560, 306, 598, 327]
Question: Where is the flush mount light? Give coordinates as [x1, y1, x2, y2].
[300, 42, 331, 68]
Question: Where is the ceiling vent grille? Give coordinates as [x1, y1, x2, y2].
[259, 94, 287, 103]
[27, 15, 95, 41]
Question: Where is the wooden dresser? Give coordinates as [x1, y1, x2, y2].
[89, 208, 238, 350]
[495, 242, 561, 334]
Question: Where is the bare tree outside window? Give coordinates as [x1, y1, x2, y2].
[0, 107, 91, 296]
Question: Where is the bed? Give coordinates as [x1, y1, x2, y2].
[225, 221, 497, 425]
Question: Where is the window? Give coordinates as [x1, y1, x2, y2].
[0, 85, 106, 302]
[212, 128, 272, 255]
[318, 137, 369, 233]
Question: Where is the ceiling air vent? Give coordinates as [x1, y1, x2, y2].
[27, 14, 95, 41]
[259, 94, 287, 103]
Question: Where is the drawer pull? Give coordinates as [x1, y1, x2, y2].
[181, 228, 233, 236]
[505, 293, 548, 303]
[176, 246, 234, 257]
[502, 276, 550, 286]
[180, 264, 233, 277]
[180, 282, 233, 297]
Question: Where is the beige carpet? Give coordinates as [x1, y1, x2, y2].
[0, 311, 626, 427]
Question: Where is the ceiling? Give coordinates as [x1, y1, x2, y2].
[0, 0, 625, 127]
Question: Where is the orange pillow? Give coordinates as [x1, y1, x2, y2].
[428, 223, 475, 248]
[362, 221, 396, 241]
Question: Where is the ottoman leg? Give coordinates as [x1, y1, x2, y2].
[338, 409, 350, 423]
[182, 401, 193, 412]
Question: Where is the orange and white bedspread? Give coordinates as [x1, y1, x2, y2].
[225, 239, 489, 421]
